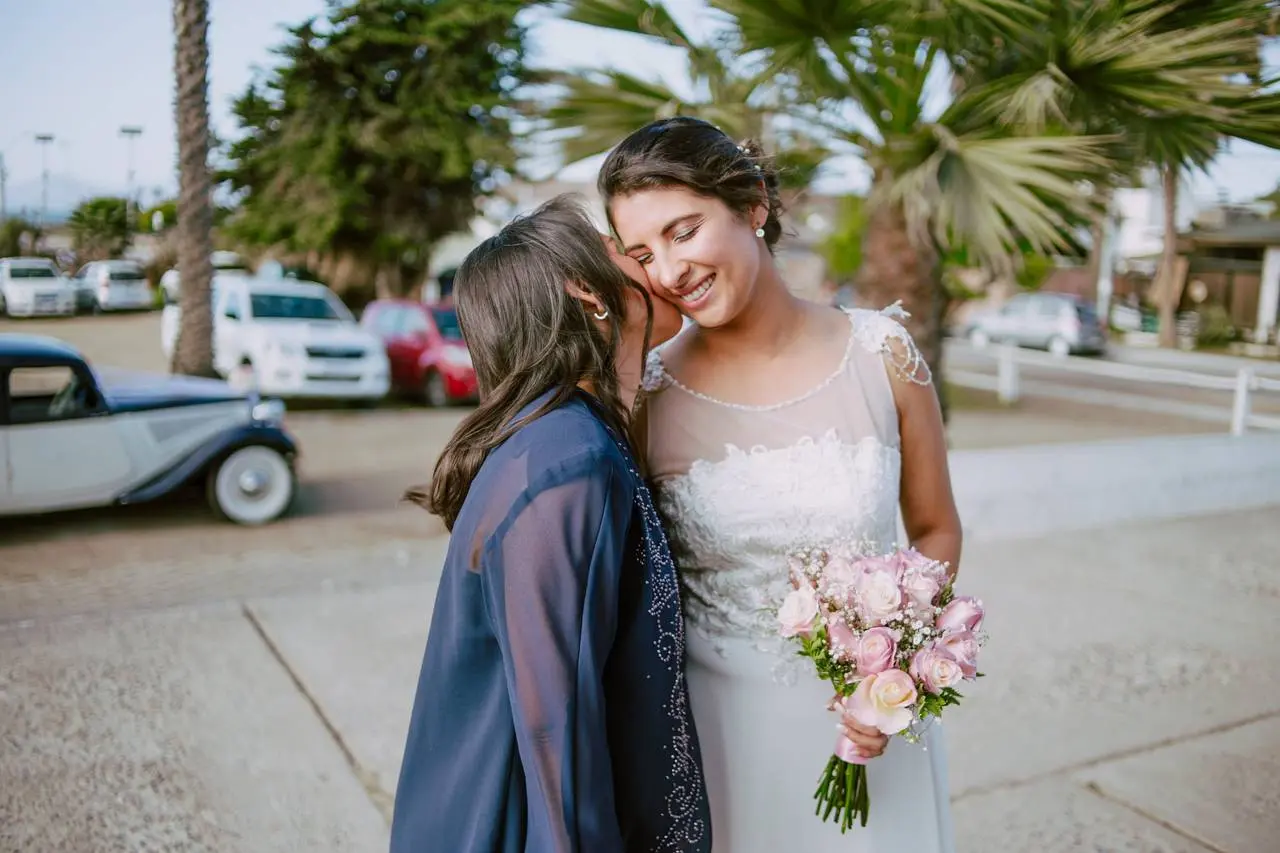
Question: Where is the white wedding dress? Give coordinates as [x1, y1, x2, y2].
[642, 308, 955, 852]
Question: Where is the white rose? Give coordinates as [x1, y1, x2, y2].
[778, 586, 820, 638]
[856, 568, 904, 626]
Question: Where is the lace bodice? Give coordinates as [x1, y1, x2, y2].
[642, 308, 929, 651]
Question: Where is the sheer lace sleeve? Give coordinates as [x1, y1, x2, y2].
[852, 304, 933, 387]
[481, 451, 634, 853]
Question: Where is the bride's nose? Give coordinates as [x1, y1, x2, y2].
[652, 252, 690, 295]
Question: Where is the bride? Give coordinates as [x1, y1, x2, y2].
[599, 117, 963, 851]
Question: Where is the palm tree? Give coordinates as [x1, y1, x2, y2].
[170, 0, 216, 377]
[698, 0, 1119, 406]
[953, 0, 1280, 348]
[530, 0, 827, 191]
[1142, 2, 1280, 348]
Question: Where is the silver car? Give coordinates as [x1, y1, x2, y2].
[70, 259, 155, 312]
[965, 293, 1107, 356]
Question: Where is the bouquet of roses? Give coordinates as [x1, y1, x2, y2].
[776, 543, 985, 833]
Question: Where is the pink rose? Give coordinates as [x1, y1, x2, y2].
[909, 647, 964, 694]
[843, 670, 918, 735]
[894, 547, 927, 570]
[937, 596, 984, 634]
[898, 548, 949, 584]
[902, 572, 941, 610]
[936, 630, 979, 678]
[856, 554, 904, 582]
[853, 626, 898, 676]
[822, 555, 860, 590]
[778, 585, 820, 638]
[855, 567, 903, 626]
[826, 619, 859, 662]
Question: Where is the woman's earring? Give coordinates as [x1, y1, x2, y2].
[755, 226, 766, 238]
[593, 309, 609, 321]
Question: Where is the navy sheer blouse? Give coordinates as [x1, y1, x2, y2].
[391, 391, 711, 853]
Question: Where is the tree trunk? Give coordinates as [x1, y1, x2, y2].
[1157, 164, 1181, 349]
[170, 0, 217, 378]
[856, 201, 950, 421]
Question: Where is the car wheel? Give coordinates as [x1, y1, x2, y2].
[1048, 336, 1071, 358]
[969, 328, 991, 349]
[207, 445, 295, 525]
[423, 371, 449, 408]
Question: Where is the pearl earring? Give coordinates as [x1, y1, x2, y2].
[755, 227, 765, 238]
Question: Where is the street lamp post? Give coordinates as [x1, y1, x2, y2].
[120, 125, 143, 229]
[34, 133, 55, 227]
[0, 151, 7, 223]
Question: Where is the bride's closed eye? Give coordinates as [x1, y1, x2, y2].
[673, 225, 700, 244]
[630, 223, 702, 266]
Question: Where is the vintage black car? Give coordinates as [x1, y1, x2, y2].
[0, 333, 298, 525]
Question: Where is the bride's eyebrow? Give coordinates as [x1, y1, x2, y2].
[625, 213, 700, 253]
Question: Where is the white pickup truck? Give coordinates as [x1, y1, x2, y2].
[161, 274, 390, 403]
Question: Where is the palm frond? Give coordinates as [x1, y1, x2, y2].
[538, 69, 698, 164]
[562, 0, 693, 47]
[883, 130, 1113, 272]
[952, 9, 1263, 133]
[1126, 0, 1279, 35]
[906, 0, 1048, 42]
[1214, 76, 1280, 150]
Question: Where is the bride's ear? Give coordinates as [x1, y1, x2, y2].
[565, 280, 606, 318]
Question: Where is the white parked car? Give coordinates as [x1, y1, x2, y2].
[160, 250, 251, 304]
[70, 259, 154, 312]
[0, 333, 298, 525]
[160, 274, 390, 403]
[0, 257, 75, 318]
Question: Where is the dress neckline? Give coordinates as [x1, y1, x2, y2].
[651, 309, 857, 413]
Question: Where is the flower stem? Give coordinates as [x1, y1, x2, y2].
[814, 755, 871, 833]
[857, 764, 870, 827]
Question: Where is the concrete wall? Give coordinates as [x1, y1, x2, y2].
[946, 433, 1280, 543]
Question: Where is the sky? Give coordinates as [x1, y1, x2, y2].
[1, 0, 1278, 214]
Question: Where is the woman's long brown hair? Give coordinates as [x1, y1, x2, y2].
[405, 194, 653, 530]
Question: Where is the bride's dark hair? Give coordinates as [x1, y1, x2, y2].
[405, 194, 653, 530]
[597, 116, 786, 249]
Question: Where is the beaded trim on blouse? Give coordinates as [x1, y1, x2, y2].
[641, 303, 932, 407]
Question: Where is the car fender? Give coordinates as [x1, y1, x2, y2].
[118, 424, 297, 505]
[416, 349, 440, 375]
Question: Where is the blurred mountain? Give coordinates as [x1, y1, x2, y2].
[4, 175, 112, 223]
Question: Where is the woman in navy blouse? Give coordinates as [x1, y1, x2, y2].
[391, 195, 711, 853]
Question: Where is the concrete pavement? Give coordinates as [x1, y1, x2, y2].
[5, 509, 1278, 852]
[0, 604, 390, 853]
[5, 427, 1280, 852]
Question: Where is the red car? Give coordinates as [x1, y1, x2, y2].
[361, 300, 477, 406]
